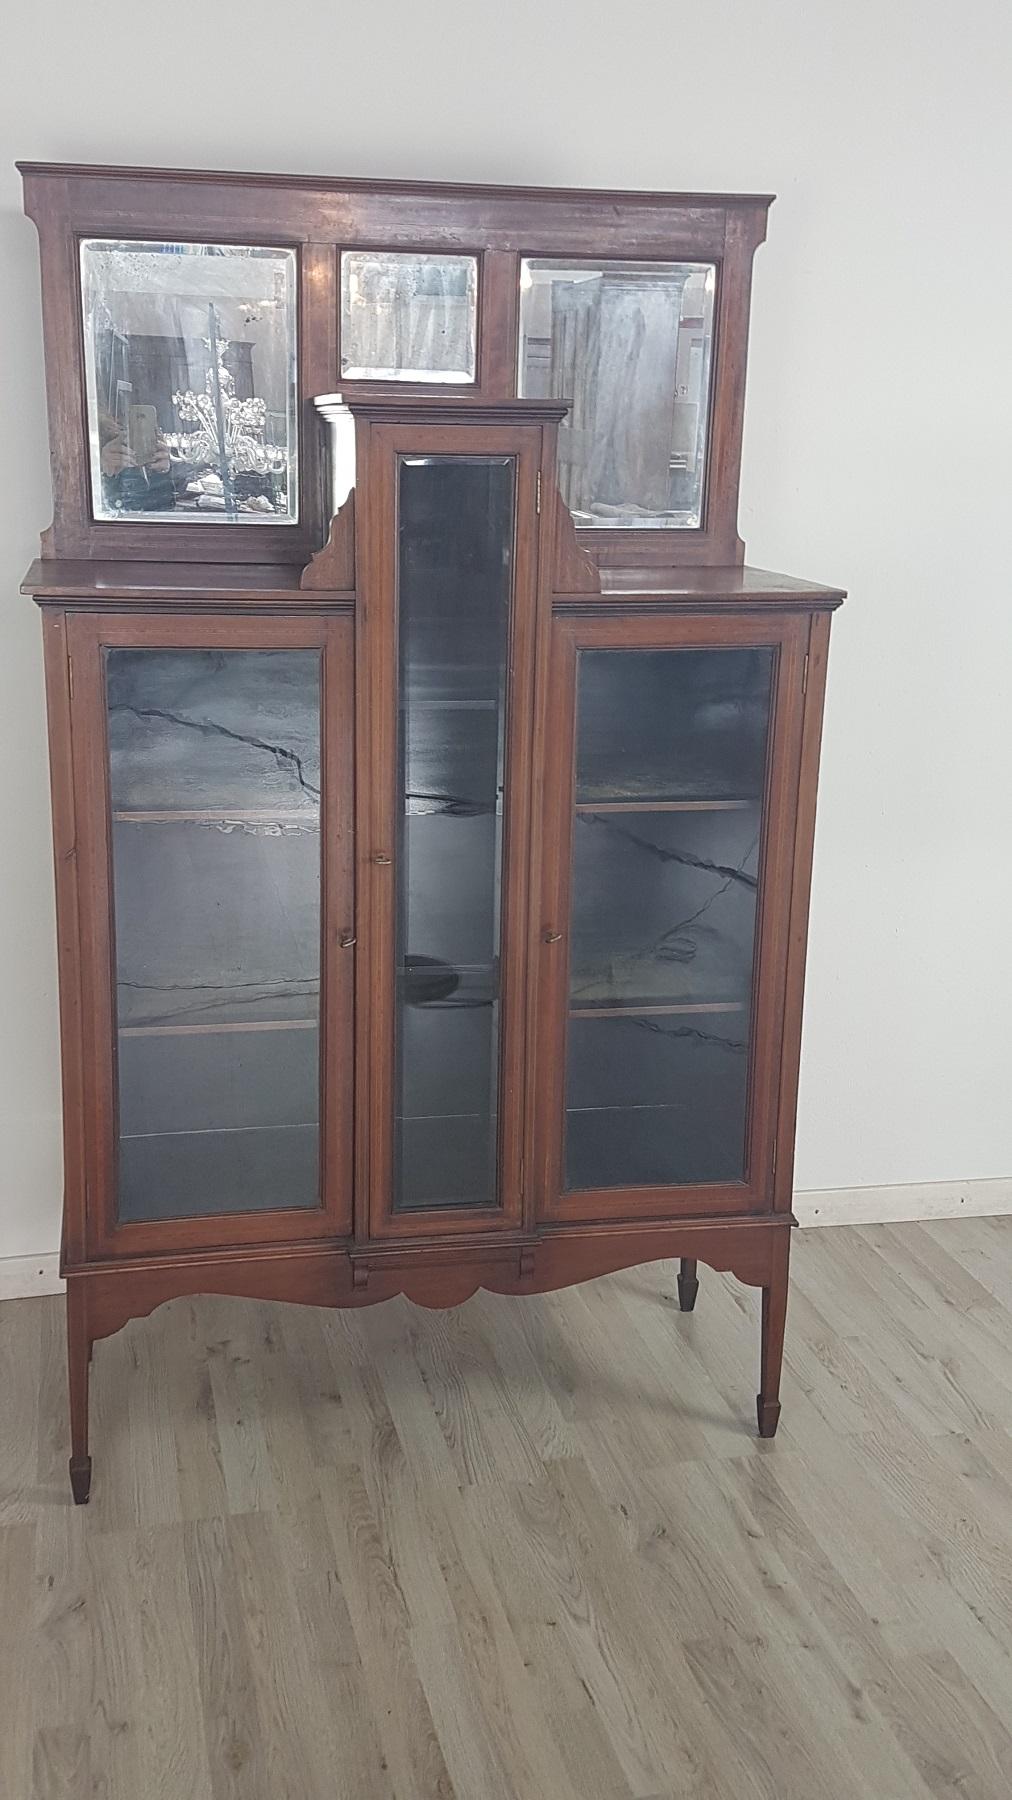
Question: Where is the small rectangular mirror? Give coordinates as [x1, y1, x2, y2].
[81, 239, 299, 524]
[518, 258, 716, 529]
[341, 251, 478, 383]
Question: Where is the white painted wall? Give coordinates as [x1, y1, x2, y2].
[1, 0, 1010, 1262]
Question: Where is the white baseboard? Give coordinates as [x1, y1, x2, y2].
[0, 1180, 1010, 1301]
[795, 1176, 1012, 1228]
[0, 1253, 64, 1301]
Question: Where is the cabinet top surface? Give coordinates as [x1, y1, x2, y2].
[21, 559, 844, 608]
[17, 159, 775, 211]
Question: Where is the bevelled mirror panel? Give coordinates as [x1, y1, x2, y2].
[518, 259, 716, 529]
[80, 240, 299, 524]
[341, 251, 478, 383]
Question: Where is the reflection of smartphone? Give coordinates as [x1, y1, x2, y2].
[128, 404, 158, 466]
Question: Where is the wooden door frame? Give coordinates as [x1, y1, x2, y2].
[64, 608, 355, 1259]
[532, 608, 809, 1224]
[354, 416, 556, 1240]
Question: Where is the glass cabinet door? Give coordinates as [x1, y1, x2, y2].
[537, 615, 807, 1219]
[361, 426, 541, 1236]
[395, 456, 513, 1214]
[69, 615, 353, 1251]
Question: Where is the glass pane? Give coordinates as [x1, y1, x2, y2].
[394, 456, 515, 1210]
[564, 647, 773, 1189]
[106, 649, 322, 1221]
[518, 259, 715, 529]
[341, 251, 477, 383]
[81, 240, 298, 523]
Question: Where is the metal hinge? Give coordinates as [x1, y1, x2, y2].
[536, 471, 542, 515]
[802, 653, 809, 696]
[68, 654, 74, 700]
[772, 1140, 778, 1181]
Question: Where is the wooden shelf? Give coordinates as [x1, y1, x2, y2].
[569, 1000, 746, 1021]
[401, 698, 499, 711]
[113, 808, 318, 825]
[574, 797, 754, 814]
[119, 1018, 317, 1039]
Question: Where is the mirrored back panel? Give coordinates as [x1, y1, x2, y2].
[518, 259, 716, 530]
[81, 239, 299, 524]
[24, 164, 770, 563]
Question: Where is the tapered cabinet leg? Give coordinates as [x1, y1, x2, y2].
[67, 1281, 92, 1504]
[677, 1257, 699, 1312]
[757, 1234, 790, 1438]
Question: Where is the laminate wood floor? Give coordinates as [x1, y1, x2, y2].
[3, 1218, 1012, 1799]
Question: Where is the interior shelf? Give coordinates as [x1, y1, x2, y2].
[113, 807, 318, 824]
[119, 1017, 316, 1038]
[401, 698, 499, 711]
[569, 999, 746, 1020]
[576, 776, 762, 806]
[573, 797, 753, 814]
[570, 950, 751, 1013]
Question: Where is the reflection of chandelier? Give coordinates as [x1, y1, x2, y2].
[168, 357, 281, 476]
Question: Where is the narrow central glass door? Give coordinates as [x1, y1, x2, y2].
[393, 455, 516, 1211]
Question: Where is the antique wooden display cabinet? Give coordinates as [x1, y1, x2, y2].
[19, 162, 843, 1501]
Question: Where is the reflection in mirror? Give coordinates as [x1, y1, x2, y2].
[80, 240, 298, 524]
[341, 251, 477, 383]
[518, 259, 716, 529]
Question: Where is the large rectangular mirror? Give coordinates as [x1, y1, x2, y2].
[80, 239, 299, 524]
[518, 258, 716, 529]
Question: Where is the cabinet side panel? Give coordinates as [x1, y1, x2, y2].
[41, 608, 88, 1265]
[774, 609, 834, 1209]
